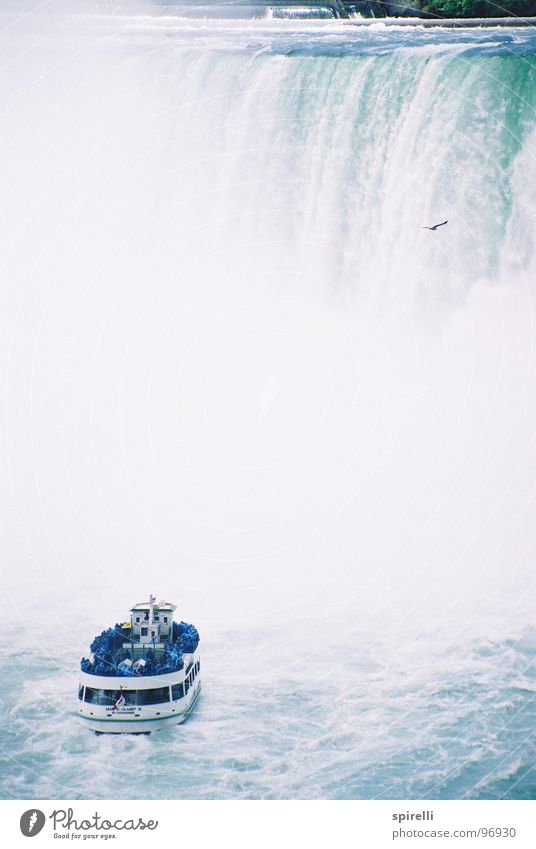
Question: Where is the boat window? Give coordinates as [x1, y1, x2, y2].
[118, 690, 137, 706]
[141, 627, 148, 636]
[171, 683, 184, 700]
[84, 688, 148, 706]
[135, 617, 140, 623]
[138, 687, 170, 705]
[84, 688, 117, 706]
[78, 684, 84, 701]
[184, 678, 190, 694]
[163, 617, 168, 624]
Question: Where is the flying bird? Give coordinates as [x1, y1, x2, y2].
[421, 220, 448, 231]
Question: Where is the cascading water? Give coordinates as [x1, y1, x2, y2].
[1, 4, 536, 799]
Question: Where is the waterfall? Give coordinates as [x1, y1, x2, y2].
[147, 45, 536, 308]
[3, 6, 536, 622]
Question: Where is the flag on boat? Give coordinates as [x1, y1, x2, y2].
[112, 693, 125, 710]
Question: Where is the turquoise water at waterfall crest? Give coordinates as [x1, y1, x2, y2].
[1, 5, 536, 799]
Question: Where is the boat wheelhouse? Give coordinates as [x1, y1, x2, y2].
[77, 596, 201, 734]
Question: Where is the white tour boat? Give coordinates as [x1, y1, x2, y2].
[77, 596, 201, 734]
